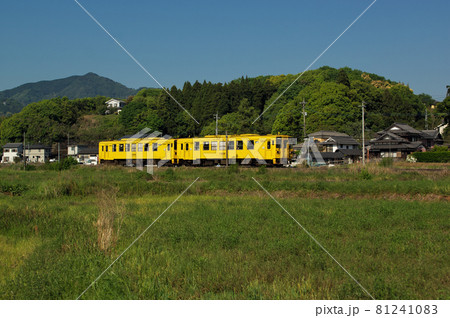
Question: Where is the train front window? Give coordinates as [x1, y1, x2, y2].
[267, 141, 271, 149]
[237, 140, 243, 150]
[203, 142, 210, 151]
[247, 140, 254, 150]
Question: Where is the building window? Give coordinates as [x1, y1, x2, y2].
[211, 141, 217, 151]
[247, 140, 254, 150]
[4, 149, 9, 153]
[194, 142, 200, 151]
[203, 142, 210, 151]
[152, 143, 158, 151]
[237, 140, 243, 150]
[228, 141, 235, 150]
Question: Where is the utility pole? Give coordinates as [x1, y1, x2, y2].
[23, 132, 26, 169]
[425, 107, 428, 130]
[301, 99, 307, 139]
[225, 131, 229, 167]
[361, 102, 366, 166]
[214, 113, 220, 136]
[58, 143, 60, 163]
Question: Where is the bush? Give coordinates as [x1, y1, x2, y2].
[162, 168, 176, 181]
[412, 151, 450, 163]
[379, 157, 394, 167]
[227, 164, 240, 174]
[43, 157, 78, 171]
[360, 168, 372, 180]
[0, 183, 28, 196]
[257, 165, 267, 175]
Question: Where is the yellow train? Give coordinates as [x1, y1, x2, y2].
[98, 134, 293, 166]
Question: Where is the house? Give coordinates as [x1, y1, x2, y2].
[320, 135, 360, 152]
[24, 144, 51, 163]
[105, 98, 125, 114]
[68, 145, 98, 165]
[1, 143, 23, 163]
[308, 131, 350, 143]
[368, 123, 433, 159]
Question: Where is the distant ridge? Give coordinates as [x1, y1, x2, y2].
[0, 73, 142, 115]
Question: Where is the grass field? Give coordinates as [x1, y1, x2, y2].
[0, 163, 449, 299]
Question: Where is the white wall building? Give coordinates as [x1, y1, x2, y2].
[105, 98, 125, 114]
[1, 143, 23, 163]
[24, 145, 51, 163]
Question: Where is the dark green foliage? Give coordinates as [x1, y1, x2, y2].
[0, 182, 28, 196]
[359, 168, 372, 180]
[44, 157, 78, 171]
[412, 151, 450, 163]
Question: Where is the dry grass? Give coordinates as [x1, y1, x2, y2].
[96, 189, 124, 253]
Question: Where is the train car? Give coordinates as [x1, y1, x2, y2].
[99, 134, 293, 166]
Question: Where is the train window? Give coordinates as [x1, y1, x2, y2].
[174, 140, 177, 150]
[119, 144, 124, 152]
[203, 142, 210, 151]
[283, 139, 288, 148]
[105, 146, 108, 152]
[228, 140, 235, 150]
[144, 143, 149, 151]
[211, 141, 217, 151]
[152, 143, 158, 151]
[267, 141, 271, 149]
[237, 140, 243, 150]
[167, 144, 171, 151]
[194, 142, 200, 151]
[180, 143, 183, 150]
[126, 144, 130, 152]
[113, 144, 116, 152]
[247, 140, 254, 150]
[219, 141, 226, 150]
[132, 144, 136, 152]
[186, 143, 189, 151]
[137, 143, 143, 152]
[276, 137, 281, 148]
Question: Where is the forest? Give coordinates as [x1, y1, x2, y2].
[1, 66, 448, 146]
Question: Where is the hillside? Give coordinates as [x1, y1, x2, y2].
[1, 66, 446, 146]
[0, 73, 140, 115]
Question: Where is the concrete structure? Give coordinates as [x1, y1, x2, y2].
[1, 143, 23, 163]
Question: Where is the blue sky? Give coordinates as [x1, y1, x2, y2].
[1, 0, 449, 100]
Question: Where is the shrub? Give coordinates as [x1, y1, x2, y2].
[412, 151, 450, 163]
[162, 168, 176, 181]
[227, 164, 240, 174]
[257, 165, 267, 175]
[379, 157, 394, 167]
[0, 183, 28, 196]
[360, 168, 372, 180]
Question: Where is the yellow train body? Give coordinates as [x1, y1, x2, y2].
[98, 134, 293, 166]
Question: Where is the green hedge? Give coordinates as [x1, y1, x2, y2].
[412, 151, 450, 163]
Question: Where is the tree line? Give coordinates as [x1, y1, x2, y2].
[1, 66, 448, 146]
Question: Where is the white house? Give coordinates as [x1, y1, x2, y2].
[24, 145, 51, 163]
[2, 143, 23, 163]
[68, 145, 98, 165]
[105, 98, 125, 114]
[320, 136, 360, 152]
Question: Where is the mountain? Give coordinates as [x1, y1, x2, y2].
[0, 73, 140, 115]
